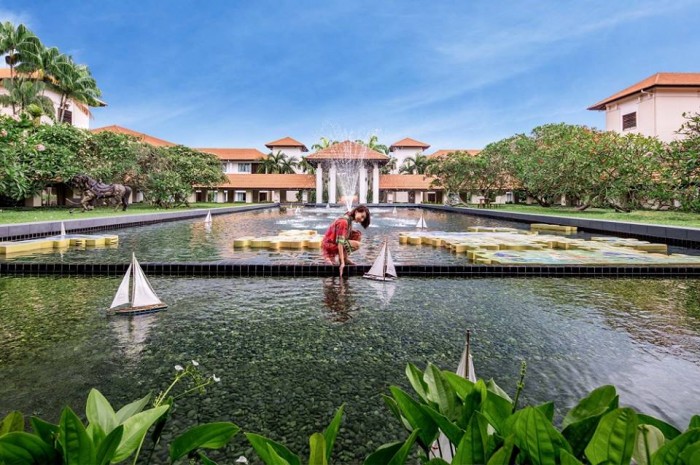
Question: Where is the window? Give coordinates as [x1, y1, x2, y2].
[622, 112, 637, 130]
[235, 191, 246, 202]
[221, 163, 228, 173]
[57, 107, 72, 125]
[238, 163, 251, 173]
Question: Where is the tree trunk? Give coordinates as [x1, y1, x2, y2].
[576, 204, 591, 211]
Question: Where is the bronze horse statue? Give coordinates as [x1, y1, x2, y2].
[71, 175, 132, 212]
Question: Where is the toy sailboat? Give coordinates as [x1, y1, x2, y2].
[392, 206, 397, 215]
[204, 210, 212, 224]
[416, 212, 427, 228]
[363, 241, 397, 281]
[326, 203, 330, 209]
[110, 253, 167, 315]
[295, 206, 301, 214]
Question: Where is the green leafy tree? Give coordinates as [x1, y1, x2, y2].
[51, 55, 101, 122]
[355, 134, 389, 155]
[0, 22, 41, 115]
[380, 156, 397, 174]
[0, 78, 55, 120]
[399, 153, 429, 174]
[656, 112, 700, 211]
[298, 155, 316, 174]
[311, 136, 339, 151]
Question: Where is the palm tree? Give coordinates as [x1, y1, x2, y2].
[355, 134, 388, 155]
[400, 153, 429, 174]
[279, 155, 299, 174]
[0, 22, 42, 114]
[298, 156, 316, 175]
[0, 78, 54, 120]
[51, 56, 102, 122]
[380, 156, 398, 174]
[311, 137, 338, 151]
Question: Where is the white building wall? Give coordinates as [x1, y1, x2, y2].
[0, 86, 91, 128]
[390, 147, 423, 174]
[654, 90, 700, 142]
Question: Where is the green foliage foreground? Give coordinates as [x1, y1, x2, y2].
[1, 360, 698, 464]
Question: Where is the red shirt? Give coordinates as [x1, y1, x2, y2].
[323, 216, 352, 248]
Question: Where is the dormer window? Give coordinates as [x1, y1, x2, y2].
[622, 112, 637, 130]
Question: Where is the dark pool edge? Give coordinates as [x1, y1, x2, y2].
[3, 262, 700, 278]
[0, 203, 278, 241]
[418, 204, 700, 249]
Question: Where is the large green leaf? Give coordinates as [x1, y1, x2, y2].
[638, 414, 681, 441]
[585, 407, 638, 465]
[29, 417, 58, 446]
[420, 404, 465, 445]
[322, 404, 344, 462]
[562, 385, 618, 430]
[406, 363, 430, 402]
[511, 407, 569, 465]
[169, 422, 240, 461]
[389, 386, 439, 447]
[111, 404, 169, 463]
[266, 444, 292, 465]
[486, 437, 515, 465]
[114, 392, 151, 424]
[459, 381, 487, 430]
[59, 407, 95, 465]
[0, 411, 24, 436]
[651, 428, 700, 465]
[0, 432, 56, 464]
[689, 416, 700, 430]
[486, 379, 513, 402]
[536, 402, 555, 422]
[680, 442, 700, 465]
[482, 390, 513, 435]
[424, 363, 457, 418]
[197, 451, 219, 465]
[452, 411, 489, 465]
[443, 371, 475, 400]
[633, 424, 665, 465]
[96, 425, 123, 465]
[363, 441, 403, 465]
[245, 433, 301, 465]
[86, 389, 117, 435]
[559, 449, 585, 465]
[308, 432, 327, 465]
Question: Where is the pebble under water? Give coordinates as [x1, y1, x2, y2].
[1, 275, 699, 463]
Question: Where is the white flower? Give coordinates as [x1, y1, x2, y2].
[212, 374, 221, 383]
[36, 144, 46, 152]
[235, 456, 249, 464]
[191, 360, 199, 367]
[174, 364, 184, 371]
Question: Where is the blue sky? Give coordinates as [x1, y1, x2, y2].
[2, 1, 699, 151]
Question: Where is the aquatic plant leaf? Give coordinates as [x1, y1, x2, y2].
[197, 451, 219, 465]
[632, 424, 664, 465]
[308, 432, 327, 465]
[559, 449, 584, 465]
[679, 442, 700, 465]
[406, 363, 430, 402]
[389, 387, 439, 447]
[452, 411, 489, 465]
[536, 402, 555, 422]
[443, 371, 475, 400]
[562, 385, 618, 430]
[245, 433, 301, 465]
[169, 422, 240, 461]
[424, 363, 457, 418]
[382, 429, 420, 465]
[486, 379, 513, 403]
[363, 441, 403, 465]
[86, 389, 117, 435]
[111, 405, 169, 463]
[486, 436, 515, 465]
[0, 432, 56, 464]
[29, 417, 58, 445]
[689, 415, 700, 429]
[650, 428, 700, 465]
[114, 392, 151, 424]
[0, 411, 24, 436]
[322, 404, 344, 462]
[420, 403, 464, 445]
[585, 408, 638, 465]
[95, 425, 122, 465]
[482, 390, 513, 435]
[59, 407, 95, 465]
[638, 414, 681, 441]
[511, 407, 569, 465]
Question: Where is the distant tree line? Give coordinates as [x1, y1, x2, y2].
[426, 114, 700, 212]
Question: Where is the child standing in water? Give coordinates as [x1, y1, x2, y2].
[321, 205, 371, 278]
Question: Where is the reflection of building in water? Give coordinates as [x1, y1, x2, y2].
[109, 314, 158, 360]
[322, 278, 356, 323]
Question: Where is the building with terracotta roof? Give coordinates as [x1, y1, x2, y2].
[0, 67, 106, 129]
[588, 72, 700, 142]
[91, 125, 177, 147]
[388, 137, 430, 175]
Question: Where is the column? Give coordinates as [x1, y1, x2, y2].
[245, 190, 253, 203]
[315, 165, 323, 205]
[329, 163, 337, 204]
[359, 165, 368, 204]
[302, 191, 308, 203]
[415, 191, 423, 204]
[372, 163, 380, 204]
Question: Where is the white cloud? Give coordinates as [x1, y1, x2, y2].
[0, 8, 32, 27]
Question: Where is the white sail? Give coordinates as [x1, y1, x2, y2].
[60, 222, 66, 236]
[386, 248, 397, 278]
[295, 207, 301, 214]
[131, 255, 164, 307]
[204, 211, 212, 224]
[416, 214, 427, 228]
[326, 203, 330, 209]
[110, 264, 132, 309]
[365, 243, 387, 278]
[392, 206, 397, 215]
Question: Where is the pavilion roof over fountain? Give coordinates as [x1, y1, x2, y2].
[305, 140, 390, 165]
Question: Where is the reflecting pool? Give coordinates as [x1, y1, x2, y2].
[1, 275, 699, 463]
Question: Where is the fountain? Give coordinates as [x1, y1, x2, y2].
[335, 142, 365, 211]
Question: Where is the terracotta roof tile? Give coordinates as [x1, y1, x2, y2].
[306, 140, 389, 162]
[197, 148, 266, 161]
[588, 72, 700, 110]
[390, 137, 430, 150]
[216, 174, 315, 189]
[90, 125, 176, 147]
[265, 136, 308, 151]
[428, 149, 481, 158]
[379, 174, 435, 190]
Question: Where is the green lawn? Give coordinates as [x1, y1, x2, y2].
[462, 204, 700, 228]
[0, 203, 258, 225]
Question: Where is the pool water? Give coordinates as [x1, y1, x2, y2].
[1, 275, 699, 463]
